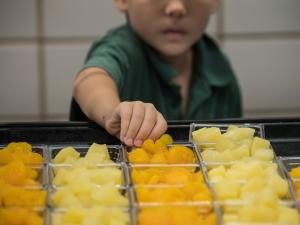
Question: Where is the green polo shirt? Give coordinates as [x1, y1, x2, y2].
[82, 24, 242, 120]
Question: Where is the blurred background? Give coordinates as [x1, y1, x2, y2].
[0, 0, 299, 122]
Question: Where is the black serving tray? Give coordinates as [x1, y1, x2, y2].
[0, 117, 300, 156]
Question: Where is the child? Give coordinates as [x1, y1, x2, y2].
[72, 0, 242, 147]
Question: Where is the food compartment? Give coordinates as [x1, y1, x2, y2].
[189, 123, 264, 142]
[279, 157, 300, 201]
[203, 157, 298, 224]
[48, 184, 130, 209]
[49, 143, 124, 164]
[133, 204, 218, 225]
[50, 207, 132, 225]
[0, 207, 47, 225]
[0, 142, 48, 166]
[219, 201, 299, 225]
[48, 163, 128, 188]
[125, 142, 201, 165]
[189, 124, 277, 164]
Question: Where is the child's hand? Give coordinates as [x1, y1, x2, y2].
[104, 101, 168, 147]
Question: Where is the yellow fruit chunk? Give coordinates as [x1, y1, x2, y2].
[167, 145, 195, 164]
[52, 206, 129, 225]
[0, 142, 43, 165]
[0, 208, 43, 225]
[290, 167, 300, 178]
[216, 137, 236, 152]
[251, 137, 270, 155]
[267, 175, 288, 198]
[0, 180, 46, 207]
[149, 151, 168, 163]
[201, 149, 221, 163]
[223, 127, 255, 141]
[142, 139, 157, 154]
[0, 161, 39, 186]
[238, 205, 277, 223]
[85, 143, 112, 163]
[192, 127, 222, 143]
[158, 134, 173, 145]
[253, 148, 274, 161]
[128, 148, 150, 164]
[208, 165, 226, 181]
[51, 182, 128, 208]
[138, 206, 216, 225]
[214, 179, 240, 200]
[278, 206, 300, 224]
[138, 207, 172, 225]
[52, 146, 80, 164]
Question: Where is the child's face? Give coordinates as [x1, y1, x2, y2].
[115, 0, 218, 58]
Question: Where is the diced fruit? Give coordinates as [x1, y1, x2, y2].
[192, 127, 222, 143]
[53, 146, 80, 164]
[253, 148, 274, 161]
[223, 127, 255, 141]
[85, 143, 111, 163]
[128, 148, 150, 164]
[251, 137, 270, 155]
[167, 145, 195, 164]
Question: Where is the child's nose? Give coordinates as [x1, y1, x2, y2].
[164, 0, 187, 18]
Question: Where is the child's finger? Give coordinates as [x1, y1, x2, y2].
[133, 103, 158, 146]
[123, 101, 145, 146]
[147, 112, 168, 141]
[119, 102, 133, 142]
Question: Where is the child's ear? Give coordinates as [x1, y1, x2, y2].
[114, 0, 128, 12]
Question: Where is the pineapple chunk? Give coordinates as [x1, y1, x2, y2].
[214, 179, 240, 200]
[192, 127, 222, 143]
[251, 137, 270, 155]
[208, 165, 227, 181]
[216, 136, 235, 152]
[223, 127, 255, 141]
[267, 175, 288, 198]
[85, 143, 111, 163]
[52, 146, 80, 164]
[253, 148, 274, 161]
[201, 149, 221, 162]
[238, 205, 277, 223]
[278, 206, 300, 224]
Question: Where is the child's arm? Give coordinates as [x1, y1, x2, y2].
[73, 67, 168, 146]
